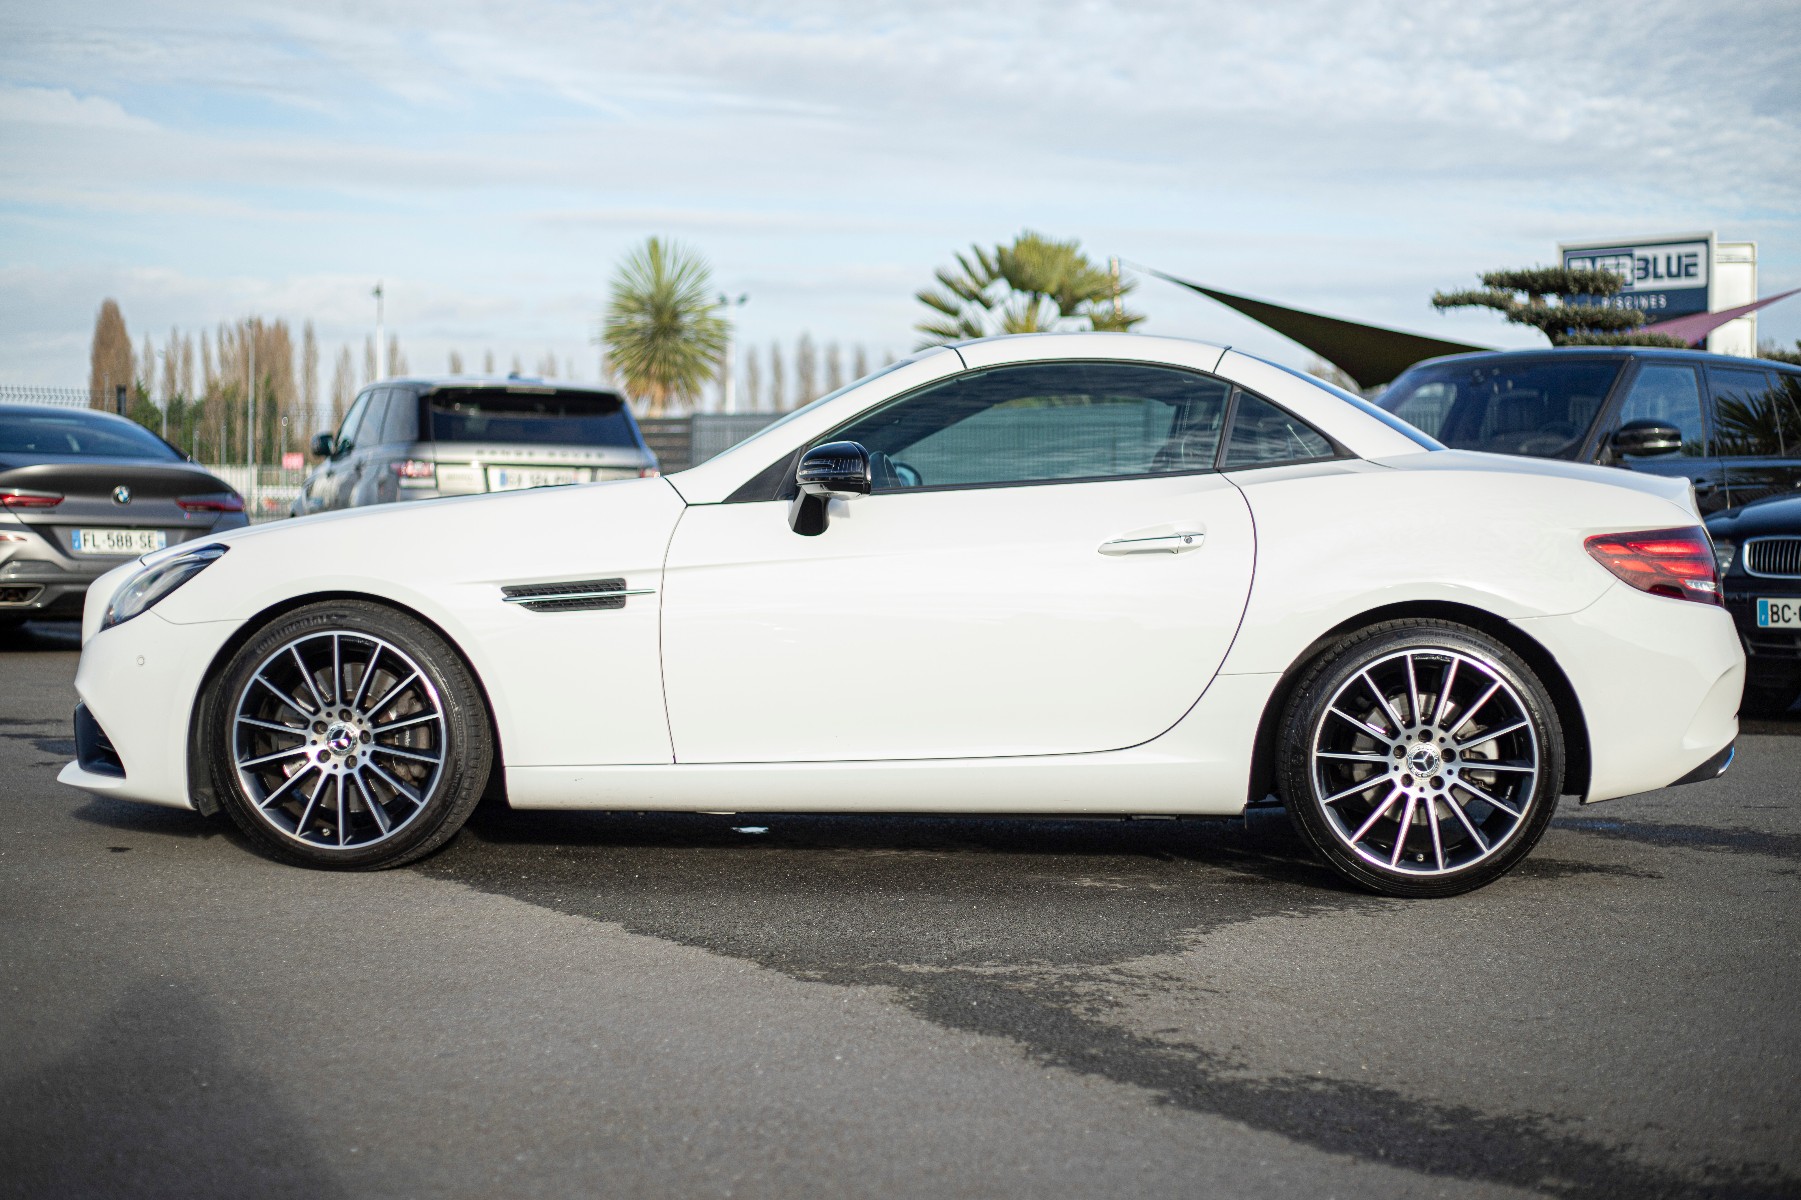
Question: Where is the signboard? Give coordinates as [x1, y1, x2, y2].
[281, 451, 304, 471]
[1560, 233, 1714, 323]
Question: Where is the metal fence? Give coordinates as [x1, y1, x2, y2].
[1, 385, 90, 409]
[640, 413, 782, 473]
[200, 465, 306, 524]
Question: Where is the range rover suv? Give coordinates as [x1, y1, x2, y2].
[1377, 347, 1801, 514]
[294, 376, 658, 515]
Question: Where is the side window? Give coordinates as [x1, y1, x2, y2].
[356, 389, 392, 453]
[379, 389, 419, 445]
[828, 362, 1233, 490]
[1615, 365, 1707, 456]
[1710, 366, 1795, 458]
[1221, 392, 1335, 468]
[336, 391, 374, 457]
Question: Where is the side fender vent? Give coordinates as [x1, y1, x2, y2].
[501, 578, 654, 613]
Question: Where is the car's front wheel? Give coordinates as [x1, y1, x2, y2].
[1277, 619, 1564, 898]
[203, 599, 493, 869]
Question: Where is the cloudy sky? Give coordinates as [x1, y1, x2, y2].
[2, 0, 1797, 407]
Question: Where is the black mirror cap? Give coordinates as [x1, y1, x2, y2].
[797, 440, 872, 497]
[309, 432, 336, 459]
[1612, 419, 1683, 457]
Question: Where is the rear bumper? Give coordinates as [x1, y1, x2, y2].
[1511, 582, 1744, 804]
[0, 558, 114, 617]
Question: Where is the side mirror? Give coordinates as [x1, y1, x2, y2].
[789, 440, 871, 535]
[309, 432, 336, 459]
[1612, 420, 1682, 457]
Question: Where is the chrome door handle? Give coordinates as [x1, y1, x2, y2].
[1098, 531, 1205, 556]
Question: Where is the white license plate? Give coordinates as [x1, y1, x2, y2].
[1757, 598, 1801, 629]
[486, 467, 585, 492]
[72, 528, 168, 556]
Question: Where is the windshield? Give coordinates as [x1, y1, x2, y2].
[0, 409, 181, 459]
[426, 388, 639, 448]
[1378, 357, 1625, 459]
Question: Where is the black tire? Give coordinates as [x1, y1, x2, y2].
[202, 599, 493, 869]
[1277, 619, 1564, 898]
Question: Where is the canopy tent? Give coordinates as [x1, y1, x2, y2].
[1642, 287, 1801, 347]
[1142, 268, 1491, 389]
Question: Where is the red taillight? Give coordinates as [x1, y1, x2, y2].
[176, 495, 245, 514]
[1584, 527, 1721, 605]
[391, 460, 436, 486]
[639, 467, 661, 478]
[0, 489, 62, 509]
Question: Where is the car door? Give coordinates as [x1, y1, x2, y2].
[1710, 363, 1801, 507]
[310, 389, 373, 511]
[342, 389, 392, 506]
[1594, 360, 1727, 512]
[659, 359, 1257, 764]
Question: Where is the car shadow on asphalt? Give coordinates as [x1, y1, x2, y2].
[0, 619, 82, 652]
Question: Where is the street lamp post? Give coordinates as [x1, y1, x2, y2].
[718, 292, 748, 414]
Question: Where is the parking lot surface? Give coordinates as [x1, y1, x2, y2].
[2, 619, 1797, 1199]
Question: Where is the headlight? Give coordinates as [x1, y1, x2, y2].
[103, 544, 229, 629]
[1712, 538, 1737, 576]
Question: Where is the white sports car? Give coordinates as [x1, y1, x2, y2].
[59, 334, 1744, 897]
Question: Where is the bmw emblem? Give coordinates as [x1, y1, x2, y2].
[112, 485, 132, 505]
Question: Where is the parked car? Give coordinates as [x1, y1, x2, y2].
[293, 376, 658, 516]
[0, 403, 246, 625]
[1708, 494, 1801, 714]
[61, 334, 1742, 898]
[1377, 347, 1801, 514]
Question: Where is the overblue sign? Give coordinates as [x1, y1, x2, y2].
[1561, 239, 1710, 320]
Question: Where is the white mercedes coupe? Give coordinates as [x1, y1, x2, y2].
[59, 334, 1745, 897]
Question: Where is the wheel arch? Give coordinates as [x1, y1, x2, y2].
[186, 589, 508, 815]
[1244, 600, 1591, 808]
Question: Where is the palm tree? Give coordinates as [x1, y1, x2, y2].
[601, 238, 730, 416]
[915, 231, 1144, 346]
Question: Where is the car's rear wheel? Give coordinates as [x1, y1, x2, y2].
[1277, 619, 1564, 898]
[204, 599, 492, 869]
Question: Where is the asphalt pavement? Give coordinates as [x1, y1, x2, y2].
[2, 618, 1798, 1199]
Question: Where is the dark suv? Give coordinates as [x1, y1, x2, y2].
[294, 376, 658, 515]
[1378, 347, 1801, 514]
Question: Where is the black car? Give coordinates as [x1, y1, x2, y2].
[0, 404, 247, 625]
[1708, 494, 1801, 714]
[1378, 347, 1801, 514]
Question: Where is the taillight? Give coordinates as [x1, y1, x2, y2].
[392, 460, 437, 487]
[0, 489, 62, 509]
[176, 494, 246, 514]
[1584, 527, 1721, 605]
[639, 467, 661, 478]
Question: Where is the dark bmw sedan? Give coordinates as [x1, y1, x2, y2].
[1708, 494, 1801, 714]
[0, 404, 247, 625]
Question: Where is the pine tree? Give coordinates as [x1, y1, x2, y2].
[88, 299, 133, 411]
[1432, 267, 1686, 346]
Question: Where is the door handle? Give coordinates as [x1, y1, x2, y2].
[1098, 531, 1205, 556]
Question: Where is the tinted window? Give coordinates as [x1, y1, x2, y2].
[379, 389, 419, 445]
[0, 409, 180, 459]
[1222, 392, 1335, 467]
[336, 391, 374, 455]
[1711, 366, 1798, 458]
[428, 388, 638, 447]
[828, 362, 1232, 490]
[1380, 358, 1624, 458]
[357, 390, 392, 452]
[1615, 364, 1707, 455]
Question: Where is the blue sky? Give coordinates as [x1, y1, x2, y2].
[1, 0, 1797, 410]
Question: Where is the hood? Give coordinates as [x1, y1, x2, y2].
[1706, 493, 1801, 539]
[1369, 449, 1697, 519]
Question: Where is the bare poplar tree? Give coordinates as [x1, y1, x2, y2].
[511, 354, 523, 374]
[824, 341, 844, 394]
[201, 330, 215, 393]
[179, 334, 195, 400]
[448, 350, 464, 374]
[301, 321, 318, 431]
[795, 333, 817, 405]
[386, 335, 406, 377]
[537, 352, 558, 377]
[88, 299, 132, 410]
[483, 349, 495, 373]
[363, 336, 377, 386]
[743, 345, 762, 413]
[330, 346, 355, 432]
[853, 345, 869, 380]
[160, 328, 180, 405]
[138, 333, 155, 398]
[768, 339, 786, 412]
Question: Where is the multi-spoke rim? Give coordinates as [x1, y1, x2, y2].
[1310, 647, 1540, 878]
[231, 632, 447, 850]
